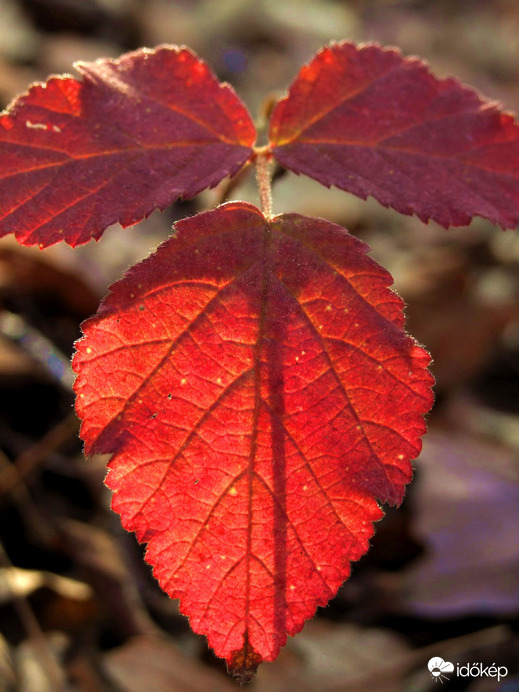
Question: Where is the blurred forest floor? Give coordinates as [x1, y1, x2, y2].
[0, 1, 519, 690]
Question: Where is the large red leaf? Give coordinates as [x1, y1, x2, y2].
[269, 41, 519, 229]
[0, 46, 255, 248]
[72, 202, 433, 679]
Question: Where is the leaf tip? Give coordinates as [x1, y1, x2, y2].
[227, 640, 263, 685]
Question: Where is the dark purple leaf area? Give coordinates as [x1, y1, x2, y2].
[0, 46, 255, 247]
[270, 42, 519, 229]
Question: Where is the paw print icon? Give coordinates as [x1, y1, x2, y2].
[428, 657, 454, 683]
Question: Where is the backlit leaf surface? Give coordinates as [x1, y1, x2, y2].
[73, 202, 433, 678]
[0, 45, 255, 247]
[270, 41, 519, 229]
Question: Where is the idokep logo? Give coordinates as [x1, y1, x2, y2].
[428, 657, 509, 684]
[428, 657, 454, 683]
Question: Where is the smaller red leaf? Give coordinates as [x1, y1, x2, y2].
[0, 45, 255, 248]
[270, 41, 519, 229]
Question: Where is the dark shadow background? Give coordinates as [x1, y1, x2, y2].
[0, 1, 518, 690]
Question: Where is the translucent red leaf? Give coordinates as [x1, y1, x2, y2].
[0, 45, 255, 248]
[269, 41, 519, 229]
[72, 202, 433, 677]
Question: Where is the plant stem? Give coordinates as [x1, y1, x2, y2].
[254, 149, 273, 218]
